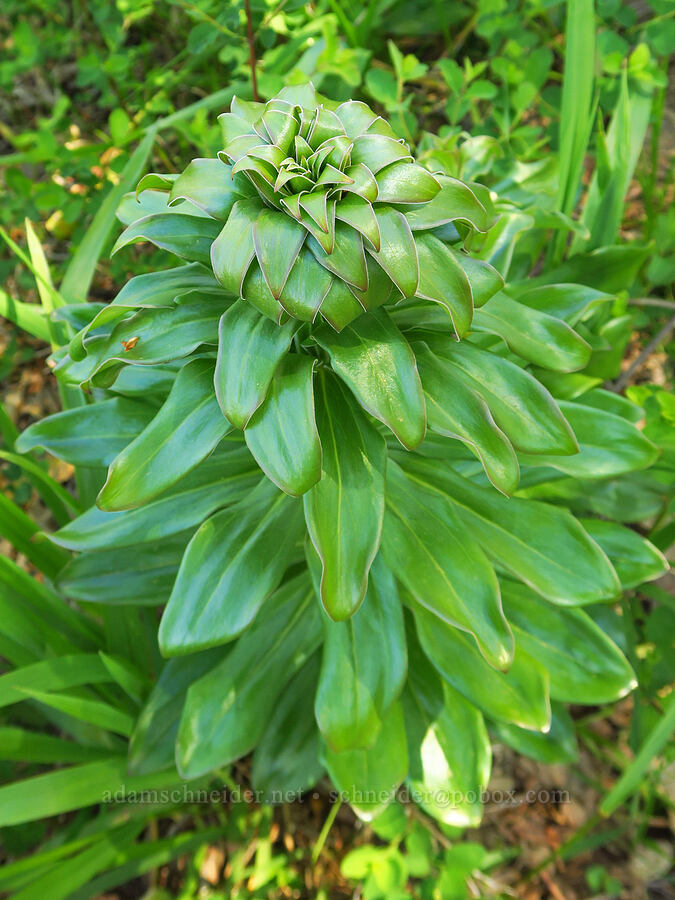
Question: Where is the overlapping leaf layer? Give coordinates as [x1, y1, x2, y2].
[14, 87, 667, 826]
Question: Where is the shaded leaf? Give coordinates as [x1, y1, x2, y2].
[244, 355, 322, 496]
[159, 481, 304, 654]
[383, 462, 513, 670]
[303, 372, 386, 620]
[214, 299, 297, 428]
[98, 359, 230, 510]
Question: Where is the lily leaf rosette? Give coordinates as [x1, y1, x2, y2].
[210, 84, 494, 333]
[30, 83, 658, 822]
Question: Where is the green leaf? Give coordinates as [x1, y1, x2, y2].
[335, 195, 381, 250]
[343, 163, 379, 201]
[417, 337, 578, 455]
[519, 400, 660, 477]
[0, 288, 50, 342]
[244, 355, 322, 496]
[315, 554, 406, 751]
[405, 178, 493, 232]
[553, 0, 595, 260]
[241, 262, 287, 322]
[15, 398, 154, 468]
[579, 518, 669, 590]
[159, 482, 304, 654]
[278, 248, 332, 321]
[383, 462, 513, 670]
[336, 101, 378, 138]
[129, 648, 224, 775]
[210, 198, 262, 294]
[473, 293, 591, 372]
[82, 293, 221, 389]
[314, 310, 426, 450]
[413, 599, 550, 732]
[0, 758, 183, 827]
[68, 264, 224, 360]
[600, 695, 675, 817]
[214, 299, 297, 429]
[578, 388, 644, 423]
[448, 248, 504, 307]
[118, 188, 195, 226]
[0, 449, 79, 526]
[376, 162, 440, 204]
[415, 345, 519, 496]
[0, 655, 110, 710]
[576, 72, 652, 252]
[252, 654, 325, 802]
[0, 555, 99, 660]
[490, 702, 578, 764]
[0, 494, 70, 578]
[308, 222, 369, 292]
[367, 207, 419, 298]
[402, 459, 621, 605]
[99, 652, 150, 705]
[511, 282, 613, 324]
[253, 208, 307, 298]
[322, 701, 408, 821]
[348, 255, 395, 312]
[10, 824, 142, 900]
[112, 262, 221, 309]
[168, 158, 246, 219]
[57, 535, 189, 606]
[19, 688, 135, 737]
[111, 213, 221, 266]
[136, 172, 176, 197]
[303, 372, 386, 621]
[50, 448, 260, 550]
[403, 621, 491, 826]
[414, 234, 473, 336]
[0, 727, 112, 765]
[319, 277, 365, 332]
[351, 134, 412, 172]
[299, 190, 330, 233]
[501, 580, 636, 703]
[177, 576, 322, 778]
[528, 244, 651, 294]
[69, 827, 229, 900]
[98, 359, 231, 510]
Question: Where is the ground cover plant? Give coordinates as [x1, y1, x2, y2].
[0, 0, 673, 897]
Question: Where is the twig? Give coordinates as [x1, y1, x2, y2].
[610, 313, 675, 393]
[407, 803, 452, 849]
[244, 0, 259, 102]
[539, 868, 568, 900]
[628, 298, 675, 311]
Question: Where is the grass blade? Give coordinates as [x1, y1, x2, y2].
[600, 697, 675, 816]
[574, 69, 653, 251]
[0, 288, 50, 342]
[552, 0, 596, 262]
[0, 449, 80, 525]
[19, 688, 136, 737]
[0, 493, 70, 577]
[0, 758, 184, 827]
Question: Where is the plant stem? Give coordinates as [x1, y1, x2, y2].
[244, 0, 259, 102]
[311, 797, 341, 864]
[628, 298, 675, 311]
[611, 313, 675, 392]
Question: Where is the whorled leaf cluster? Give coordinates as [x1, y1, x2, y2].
[17, 85, 667, 823]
